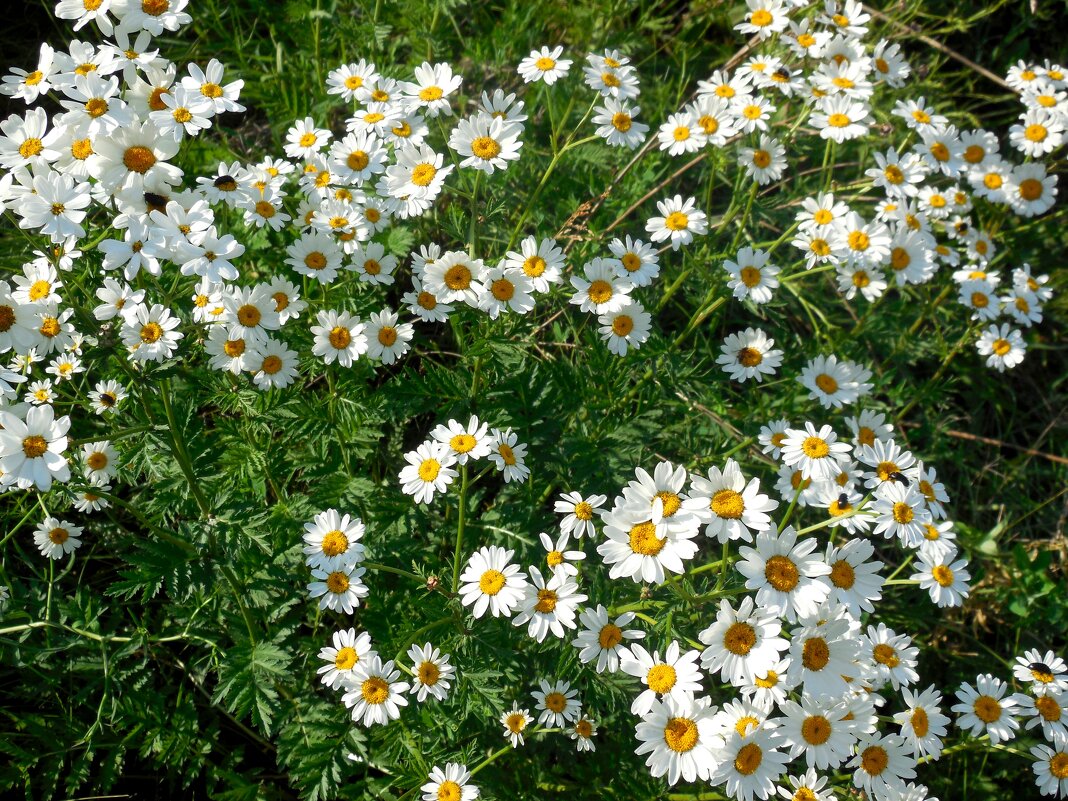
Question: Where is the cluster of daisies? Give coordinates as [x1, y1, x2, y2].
[364, 402, 1068, 798]
[637, 0, 1059, 380]
[397, 416, 530, 503]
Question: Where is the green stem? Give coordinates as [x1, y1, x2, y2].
[363, 561, 424, 585]
[451, 464, 470, 593]
[159, 379, 211, 518]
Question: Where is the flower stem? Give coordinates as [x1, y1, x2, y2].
[451, 464, 470, 593]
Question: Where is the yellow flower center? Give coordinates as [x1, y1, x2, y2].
[471, 136, 502, 160]
[814, 373, 838, 394]
[664, 717, 698, 753]
[973, 695, 1002, 723]
[734, 743, 763, 776]
[320, 529, 349, 557]
[334, 646, 358, 670]
[360, 676, 389, 704]
[444, 264, 472, 290]
[873, 643, 900, 667]
[829, 559, 855, 588]
[802, 436, 830, 458]
[664, 211, 689, 231]
[417, 458, 440, 482]
[801, 716, 831, 745]
[598, 624, 623, 649]
[1019, 178, 1043, 201]
[325, 571, 350, 594]
[764, 555, 799, 591]
[1050, 753, 1068, 779]
[612, 112, 632, 132]
[711, 489, 745, 519]
[498, 443, 517, 465]
[587, 279, 613, 304]
[419, 85, 444, 101]
[739, 266, 762, 287]
[478, 569, 506, 595]
[802, 637, 830, 670]
[723, 622, 756, 655]
[892, 502, 914, 524]
[535, 588, 558, 613]
[140, 322, 163, 343]
[646, 664, 677, 694]
[49, 527, 69, 544]
[490, 278, 515, 301]
[410, 163, 437, 187]
[450, 433, 477, 454]
[931, 565, 954, 587]
[505, 713, 527, 733]
[328, 326, 352, 349]
[418, 661, 441, 686]
[628, 521, 665, 555]
[737, 346, 763, 367]
[437, 781, 461, 801]
[22, 435, 48, 458]
[123, 145, 157, 173]
[1025, 124, 1048, 142]
[861, 745, 889, 776]
[544, 691, 567, 712]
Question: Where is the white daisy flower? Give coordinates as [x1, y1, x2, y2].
[848, 732, 917, 801]
[317, 629, 375, 690]
[685, 458, 778, 544]
[532, 679, 582, 727]
[634, 696, 721, 786]
[538, 531, 586, 577]
[911, 550, 971, 608]
[33, 516, 82, 560]
[307, 563, 369, 613]
[698, 595, 788, 687]
[311, 309, 368, 367]
[596, 503, 698, 585]
[952, 674, 1020, 744]
[502, 235, 564, 292]
[736, 526, 831, 622]
[458, 545, 527, 619]
[420, 763, 478, 801]
[0, 403, 70, 491]
[501, 702, 532, 747]
[724, 247, 780, 304]
[518, 45, 572, 85]
[302, 509, 366, 572]
[712, 727, 790, 800]
[621, 641, 704, 716]
[554, 491, 606, 539]
[571, 604, 644, 673]
[895, 685, 950, 759]
[342, 655, 409, 727]
[645, 194, 708, 250]
[407, 642, 454, 702]
[398, 441, 458, 505]
[511, 566, 587, 643]
[488, 428, 529, 483]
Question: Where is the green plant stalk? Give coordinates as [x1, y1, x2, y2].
[159, 378, 212, 518]
[451, 464, 470, 593]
